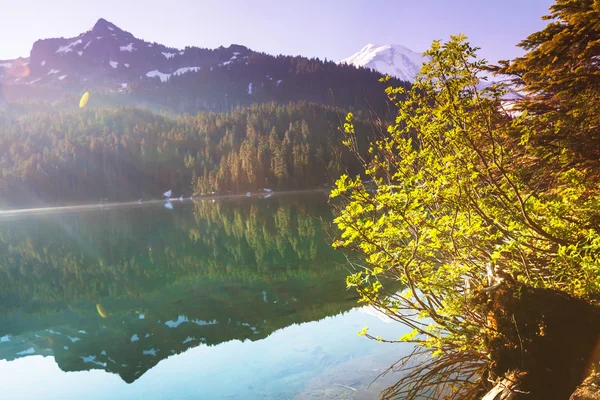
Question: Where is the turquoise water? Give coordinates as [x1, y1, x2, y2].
[0, 193, 410, 399]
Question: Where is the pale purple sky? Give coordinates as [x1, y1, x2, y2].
[2, 0, 554, 63]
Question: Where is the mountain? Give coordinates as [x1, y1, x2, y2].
[0, 18, 252, 89]
[0, 19, 410, 115]
[340, 44, 424, 82]
[0, 19, 407, 206]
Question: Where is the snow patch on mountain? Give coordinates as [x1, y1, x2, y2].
[162, 52, 176, 59]
[109, 60, 118, 68]
[173, 66, 201, 76]
[146, 66, 202, 82]
[146, 70, 171, 82]
[56, 39, 82, 54]
[340, 44, 425, 82]
[120, 43, 135, 52]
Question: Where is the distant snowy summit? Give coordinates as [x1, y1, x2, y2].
[340, 44, 425, 82]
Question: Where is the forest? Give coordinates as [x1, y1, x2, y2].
[0, 102, 374, 207]
[130, 52, 409, 116]
[1, 49, 410, 118]
[0, 38, 409, 209]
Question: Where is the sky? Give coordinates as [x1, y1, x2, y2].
[2, 0, 554, 63]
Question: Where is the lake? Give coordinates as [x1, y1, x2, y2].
[0, 192, 411, 399]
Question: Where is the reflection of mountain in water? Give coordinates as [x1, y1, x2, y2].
[0, 194, 358, 383]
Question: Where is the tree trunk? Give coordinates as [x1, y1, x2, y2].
[482, 285, 600, 399]
[569, 372, 600, 400]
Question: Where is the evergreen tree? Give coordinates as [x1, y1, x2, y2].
[497, 0, 600, 169]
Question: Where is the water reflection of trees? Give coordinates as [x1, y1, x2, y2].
[0, 195, 338, 313]
[0, 195, 363, 383]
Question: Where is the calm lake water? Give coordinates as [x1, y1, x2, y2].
[0, 193, 411, 399]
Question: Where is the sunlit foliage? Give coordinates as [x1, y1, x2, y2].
[331, 32, 600, 398]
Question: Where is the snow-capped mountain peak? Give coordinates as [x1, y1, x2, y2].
[91, 18, 122, 34]
[340, 44, 424, 82]
[0, 18, 252, 89]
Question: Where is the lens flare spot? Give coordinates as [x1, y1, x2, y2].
[7, 64, 30, 78]
[96, 303, 107, 318]
[79, 91, 89, 108]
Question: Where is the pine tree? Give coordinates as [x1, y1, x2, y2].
[498, 0, 600, 169]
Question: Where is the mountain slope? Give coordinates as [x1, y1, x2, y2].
[1, 18, 252, 89]
[340, 44, 424, 82]
[0, 19, 410, 115]
[0, 102, 374, 207]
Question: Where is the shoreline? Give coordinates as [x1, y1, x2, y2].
[0, 188, 329, 218]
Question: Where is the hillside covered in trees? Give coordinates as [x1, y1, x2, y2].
[2, 55, 407, 118]
[0, 102, 375, 208]
[0, 18, 411, 208]
[128, 53, 407, 116]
